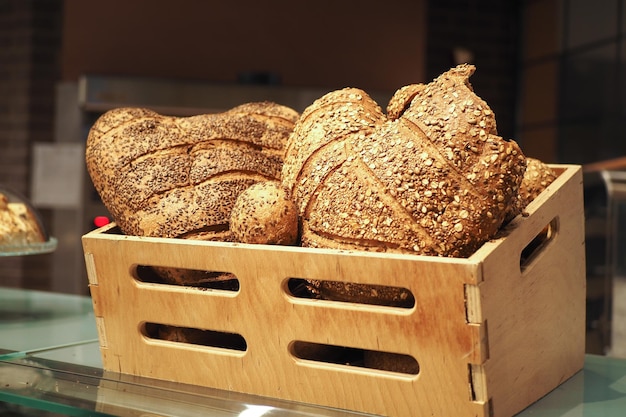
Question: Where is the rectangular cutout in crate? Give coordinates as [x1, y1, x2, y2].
[82, 164, 586, 417]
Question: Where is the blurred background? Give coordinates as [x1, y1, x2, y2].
[1, 0, 625, 355]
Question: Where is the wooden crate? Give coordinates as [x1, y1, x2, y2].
[82, 164, 586, 417]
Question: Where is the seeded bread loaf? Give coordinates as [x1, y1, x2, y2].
[281, 64, 526, 257]
[86, 102, 298, 242]
[519, 157, 557, 206]
[229, 181, 298, 245]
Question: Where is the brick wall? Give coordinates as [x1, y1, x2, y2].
[0, 0, 62, 290]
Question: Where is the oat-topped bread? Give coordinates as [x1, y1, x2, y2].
[86, 102, 299, 241]
[519, 157, 558, 207]
[281, 64, 527, 257]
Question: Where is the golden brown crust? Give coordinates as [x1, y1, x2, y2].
[228, 101, 300, 125]
[282, 88, 385, 216]
[86, 103, 298, 239]
[307, 279, 414, 307]
[363, 350, 420, 374]
[386, 83, 424, 120]
[283, 65, 526, 257]
[519, 157, 557, 206]
[400, 64, 500, 177]
[230, 181, 299, 245]
[0, 193, 46, 246]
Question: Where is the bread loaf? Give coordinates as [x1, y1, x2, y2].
[230, 181, 298, 245]
[282, 64, 526, 258]
[86, 102, 299, 242]
[519, 157, 557, 206]
[0, 192, 46, 246]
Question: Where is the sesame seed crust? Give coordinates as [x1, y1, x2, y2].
[230, 181, 299, 245]
[86, 102, 297, 239]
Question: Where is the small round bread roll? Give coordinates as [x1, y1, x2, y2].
[230, 181, 299, 245]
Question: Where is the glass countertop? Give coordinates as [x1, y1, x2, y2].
[0, 287, 99, 358]
[2, 288, 626, 417]
[0, 288, 372, 416]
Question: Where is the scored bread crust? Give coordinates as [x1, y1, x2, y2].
[281, 88, 385, 217]
[386, 83, 424, 120]
[86, 102, 298, 239]
[283, 64, 526, 257]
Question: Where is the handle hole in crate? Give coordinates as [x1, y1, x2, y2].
[290, 341, 419, 376]
[286, 278, 415, 308]
[520, 216, 559, 273]
[133, 265, 240, 291]
[142, 322, 247, 351]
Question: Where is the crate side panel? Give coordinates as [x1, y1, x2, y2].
[82, 232, 488, 417]
[479, 165, 586, 417]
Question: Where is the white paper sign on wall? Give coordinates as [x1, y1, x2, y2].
[31, 142, 85, 209]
